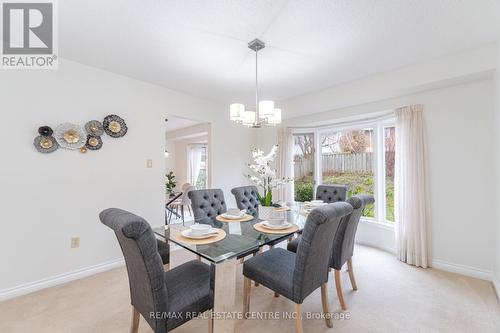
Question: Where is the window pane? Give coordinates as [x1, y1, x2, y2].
[293, 134, 315, 202]
[384, 127, 395, 222]
[320, 128, 375, 217]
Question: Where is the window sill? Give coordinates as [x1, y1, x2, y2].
[360, 218, 395, 231]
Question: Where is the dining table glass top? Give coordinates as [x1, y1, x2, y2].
[153, 203, 307, 264]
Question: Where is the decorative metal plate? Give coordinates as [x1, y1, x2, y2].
[54, 123, 86, 150]
[34, 135, 59, 153]
[85, 135, 103, 150]
[84, 120, 104, 136]
[103, 114, 127, 138]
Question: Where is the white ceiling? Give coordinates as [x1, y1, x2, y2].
[165, 117, 200, 132]
[60, 0, 500, 105]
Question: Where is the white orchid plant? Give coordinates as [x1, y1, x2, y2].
[246, 145, 293, 207]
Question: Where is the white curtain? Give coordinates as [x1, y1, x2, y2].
[395, 104, 431, 268]
[276, 127, 294, 204]
[188, 145, 203, 187]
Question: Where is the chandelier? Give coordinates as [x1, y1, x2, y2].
[230, 39, 282, 128]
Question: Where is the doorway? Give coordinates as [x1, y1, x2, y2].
[165, 116, 212, 225]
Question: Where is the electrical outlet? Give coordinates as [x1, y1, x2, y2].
[71, 237, 80, 248]
[146, 159, 153, 168]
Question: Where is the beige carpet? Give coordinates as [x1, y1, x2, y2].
[1, 244, 499, 333]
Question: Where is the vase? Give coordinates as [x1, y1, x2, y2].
[258, 206, 275, 220]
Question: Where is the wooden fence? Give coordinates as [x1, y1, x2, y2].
[294, 152, 373, 178]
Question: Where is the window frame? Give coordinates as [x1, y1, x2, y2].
[293, 116, 395, 225]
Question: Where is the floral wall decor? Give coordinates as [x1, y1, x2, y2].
[33, 114, 127, 154]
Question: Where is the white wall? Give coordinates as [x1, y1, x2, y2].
[281, 79, 496, 276]
[494, 41, 500, 296]
[0, 59, 253, 298]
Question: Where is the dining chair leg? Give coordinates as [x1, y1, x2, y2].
[181, 206, 185, 226]
[254, 248, 262, 287]
[274, 292, 279, 298]
[208, 310, 214, 333]
[347, 257, 358, 291]
[294, 303, 303, 333]
[320, 283, 333, 328]
[334, 269, 347, 310]
[130, 306, 140, 333]
[243, 277, 251, 319]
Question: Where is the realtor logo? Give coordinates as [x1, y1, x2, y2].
[1, 0, 58, 69]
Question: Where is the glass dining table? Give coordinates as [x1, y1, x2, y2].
[153, 204, 307, 333]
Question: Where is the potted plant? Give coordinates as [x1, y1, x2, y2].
[165, 171, 177, 197]
[246, 145, 293, 219]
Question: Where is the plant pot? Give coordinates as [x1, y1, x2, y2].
[258, 206, 275, 220]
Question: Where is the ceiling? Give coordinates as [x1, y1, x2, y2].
[60, 0, 500, 106]
[165, 117, 200, 132]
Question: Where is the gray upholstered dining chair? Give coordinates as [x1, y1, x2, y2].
[231, 185, 260, 217]
[316, 184, 349, 203]
[242, 202, 353, 333]
[100, 208, 213, 333]
[188, 188, 227, 223]
[288, 194, 375, 310]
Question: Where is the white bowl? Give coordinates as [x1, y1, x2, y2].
[267, 218, 285, 226]
[310, 200, 324, 204]
[227, 208, 243, 216]
[190, 223, 211, 236]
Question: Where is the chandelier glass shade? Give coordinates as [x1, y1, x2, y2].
[230, 39, 282, 128]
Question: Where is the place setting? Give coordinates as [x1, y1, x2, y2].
[253, 217, 299, 234]
[216, 208, 254, 223]
[171, 223, 226, 245]
[301, 200, 328, 216]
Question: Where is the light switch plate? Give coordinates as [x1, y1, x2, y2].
[146, 159, 153, 168]
[71, 237, 80, 248]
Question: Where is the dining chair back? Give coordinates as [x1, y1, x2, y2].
[293, 202, 353, 302]
[188, 189, 227, 222]
[100, 208, 168, 332]
[331, 194, 375, 270]
[242, 202, 353, 333]
[100, 208, 214, 333]
[316, 184, 348, 203]
[231, 185, 259, 218]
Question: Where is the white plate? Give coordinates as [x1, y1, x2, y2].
[181, 228, 219, 239]
[304, 202, 327, 208]
[261, 221, 292, 230]
[221, 212, 246, 220]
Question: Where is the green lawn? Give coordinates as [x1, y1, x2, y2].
[294, 172, 394, 222]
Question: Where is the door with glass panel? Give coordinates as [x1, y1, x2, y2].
[187, 144, 208, 189]
[319, 128, 375, 217]
[293, 133, 315, 202]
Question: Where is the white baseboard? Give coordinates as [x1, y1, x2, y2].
[356, 240, 396, 255]
[0, 258, 124, 302]
[431, 259, 493, 281]
[492, 275, 500, 302]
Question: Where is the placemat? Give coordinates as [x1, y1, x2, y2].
[170, 228, 227, 245]
[253, 222, 299, 234]
[216, 214, 254, 223]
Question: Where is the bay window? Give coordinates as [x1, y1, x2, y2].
[293, 116, 395, 224]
